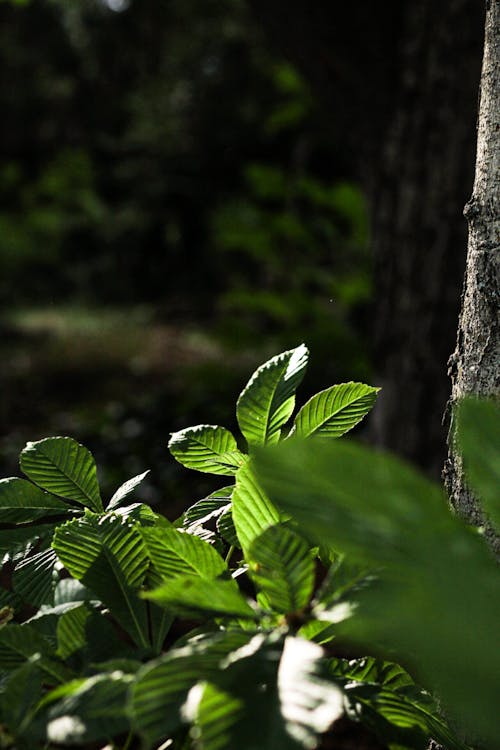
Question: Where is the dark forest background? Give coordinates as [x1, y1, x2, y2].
[0, 0, 483, 517]
[1, 0, 371, 514]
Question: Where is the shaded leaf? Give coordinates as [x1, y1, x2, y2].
[0, 624, 70, 683]
[56, 604, 92, 660]
[249, 525, 314, 614]
[20, 437, 102, 512]
[43, 671, 133, 745]
[217, 506, 239, 547]
[52, 514, 150, 648]
[13, 547, 58, 607]
[0, 478, 68, 524]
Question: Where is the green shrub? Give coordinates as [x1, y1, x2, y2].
[0, 345, 496, 749]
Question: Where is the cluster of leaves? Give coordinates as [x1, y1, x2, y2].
[0, 345, 497, 750]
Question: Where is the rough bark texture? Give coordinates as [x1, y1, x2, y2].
[445, 0, 500, 551]
[248, 0, 484, 477]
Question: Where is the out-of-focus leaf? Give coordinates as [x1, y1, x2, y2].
[130, 631, 251, 747]
[192, 635, 343, 750]
[456, 398, 500, 532]
[43, 671, 133, 745]
[236, 344, 309, 446]
[0, 624, 70, 683]
[20, 437, 102, 512]
[255, 438, 500, 745]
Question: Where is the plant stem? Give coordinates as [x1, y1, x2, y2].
[224, 544, 235, 565]
[121, 730, 134, 750]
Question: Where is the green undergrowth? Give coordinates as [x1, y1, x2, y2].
[0, 344, 497, 750]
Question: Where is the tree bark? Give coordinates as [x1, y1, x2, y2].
[247, 0, 484, 477]
[445, 0, 500, 552]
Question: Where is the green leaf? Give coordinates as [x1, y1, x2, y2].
[43, 671, 133, 745]
[291, 382, 379, 438]
[52, 514, 150, 648]
[169, 425, 246, 475]
[141, 526, 227, 580]
[456, 397, 500, 532]
[255, 438, 500, 745]
[192, 635, 344, 750]
[144, 575, 257, 620]
[12, 547, 58, 607]
[313, 557, 375, 614]
[0, 522, 56, 557]
[56, 604, 92, 660]
[254, 438, 447, 566]
[184, 485, 233, 526]
[248, 526, 314, 614]
[0, 478, 69, 523]
[0, 656, 43, 742]
[236, 344, 309, 446]
[232, 462, 280, 553]
[340, 674, 470, 750]
[130, 631, 251, 747]
[0, 624, 70, 683]
[217, 506, 239, 547]
[107, 469, 150, 510]
[20, 437, 103, 512]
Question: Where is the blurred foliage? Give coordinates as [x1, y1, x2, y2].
[0, 0, 372, 512]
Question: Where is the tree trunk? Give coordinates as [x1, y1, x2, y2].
[247, 0, 484, 477]
[445, 0, 500, 552]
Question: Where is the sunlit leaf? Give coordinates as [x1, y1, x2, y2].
[169, 425, 246, 475]
[141, 526, 227, 580]
[232, 462, 280, 552]
[107, 470, 150, 510]
[291, 382, 379, 438]
[236, 344, 309, 446]
[184, 485, 233, 526]
[20, 437, 102, 512]
[144, 575, 257, 620]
